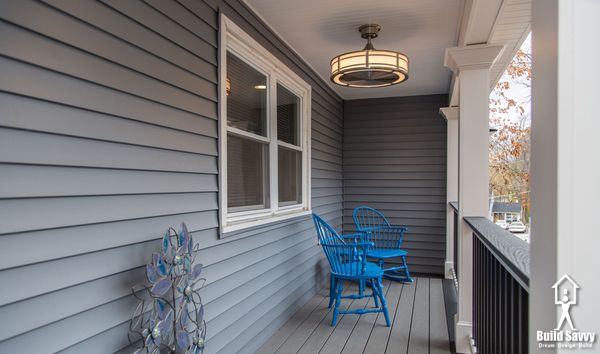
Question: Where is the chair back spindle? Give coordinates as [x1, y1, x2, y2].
[353, 206, 404, 249]
[312, 213, 370, 277]
[352, 206, 413, 283]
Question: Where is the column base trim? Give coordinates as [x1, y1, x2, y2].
[455, 320, 473, 354]
[444, 261, 454, 279]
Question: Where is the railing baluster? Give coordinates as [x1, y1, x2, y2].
[496, 256, 501, 354]
[486, 242, 491, 353]
[467, 217, 529, 354]
[502, 267, 508, 354]
[518, 284, 523, 354]
[513, 276, 519, 354]
[454, 207, 458, 281]
[473, 238, 478, 348]
[522, 287, 529, 354]
[484, 240, 488, 352]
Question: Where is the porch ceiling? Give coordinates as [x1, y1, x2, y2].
[244, 0, 531, 102]
[244, 0, 463, 100]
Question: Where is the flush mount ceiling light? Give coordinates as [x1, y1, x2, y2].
[330, 24, 409, 88]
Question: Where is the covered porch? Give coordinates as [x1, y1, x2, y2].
[1, 0, 598, 353]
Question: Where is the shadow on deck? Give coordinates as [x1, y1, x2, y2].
[257, 277, 453, 354]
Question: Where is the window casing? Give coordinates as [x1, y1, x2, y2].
[219, 15, 311, 234]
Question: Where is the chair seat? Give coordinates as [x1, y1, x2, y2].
[367, 248, 408, 259]
[333, 261, 384, 279]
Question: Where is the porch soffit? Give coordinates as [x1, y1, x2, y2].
[243, 0, 530, 101]
[243, 0, 462, 100]
[448, 0, 531, 106]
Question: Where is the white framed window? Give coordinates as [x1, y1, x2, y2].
[219, 14, 311, 234]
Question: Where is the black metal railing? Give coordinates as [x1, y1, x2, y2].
[449, 202, 459, 282]
[465, 217, 530, 354]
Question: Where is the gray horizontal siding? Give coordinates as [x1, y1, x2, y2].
[0, 1, 342, 354]
[343, 95, 448, 275]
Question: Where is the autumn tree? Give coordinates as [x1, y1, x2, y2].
[489, 36, 531, 222]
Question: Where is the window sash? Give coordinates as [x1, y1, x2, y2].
[227, 126, 270, 144]
[276, 83, 302, 147]
[226, 134, 270, 211]
[226, 51, 268, 137]
[224, 56, 306, 214]
[220, 14, 311, 235]
[224, 67, 307, 219]
[278, 145, 302, 206]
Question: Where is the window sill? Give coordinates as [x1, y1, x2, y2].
[221, 209, 311, 236]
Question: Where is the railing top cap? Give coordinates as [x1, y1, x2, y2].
[464, 217, 530, 289]
[449, 201, 459, 211]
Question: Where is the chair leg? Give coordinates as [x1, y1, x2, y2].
[371, 279, 379, 308]
[328, 274, 336, 308]
[376, 277, 391, 327]
[382, 256, 414, 283]
[359, 279, 364, 297]
[401, 256, 414, 282]
[331, 279, 343, 326]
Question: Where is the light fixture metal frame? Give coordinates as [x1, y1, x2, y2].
[330, 24, 409, 88]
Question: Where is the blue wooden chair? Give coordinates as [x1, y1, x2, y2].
[312, 213, 390, 327]
[312, 213, 361, 308]
[353, 206, 413, 283]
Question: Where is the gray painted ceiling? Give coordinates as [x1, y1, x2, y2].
[244, 0, 463, 100]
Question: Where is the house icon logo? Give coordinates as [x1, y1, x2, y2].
[537, 274, 595, 349]
[552, 274, 579, 331]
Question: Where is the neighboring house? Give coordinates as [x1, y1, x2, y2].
[492, 202, 523, 223]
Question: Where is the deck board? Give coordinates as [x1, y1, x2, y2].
[270, 292, 334, 353]
[256, 277, 450, 354]
[297, 282, 360, 354]
[407, 278, 430, 354]
[320, 280, 379, 354]
[429, 279, 451, 354]
[258, 287, 328, 353]
[341, 280, 392, 354]
[363, 280, 403, 354]
[319, 295, 368, 353]
[386, 277, 417, 354]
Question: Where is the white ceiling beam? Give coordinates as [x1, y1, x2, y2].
[444, 44, 505, 73]
[458, 0, 504, 46]
[448, 0, 531, 105]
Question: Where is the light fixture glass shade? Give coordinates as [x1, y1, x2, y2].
[331, 49, 409, 88]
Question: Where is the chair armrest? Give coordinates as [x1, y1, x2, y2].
[344, 241, 375, 249]
[374, 226, 408, 234]
[358, 226, 407, 248]
[339, 233, 364, 242]
[325, 241, 374, 250]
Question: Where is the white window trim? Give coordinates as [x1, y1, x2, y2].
[218, 14, 312, 235]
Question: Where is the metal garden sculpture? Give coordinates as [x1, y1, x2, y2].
[128, 222, 206, 354]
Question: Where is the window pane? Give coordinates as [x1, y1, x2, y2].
[278, 146, 302, 205]
[227, 52, 267, 136]
[227, 135, 269, 209]
[277, 84, 300, 145]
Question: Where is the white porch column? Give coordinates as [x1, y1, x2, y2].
[440, 107, 459, 279]
[531, 1, 600, 352]
[444, 44, 503, 354]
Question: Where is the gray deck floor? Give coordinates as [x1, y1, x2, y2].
[256, 277, 451, 354]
